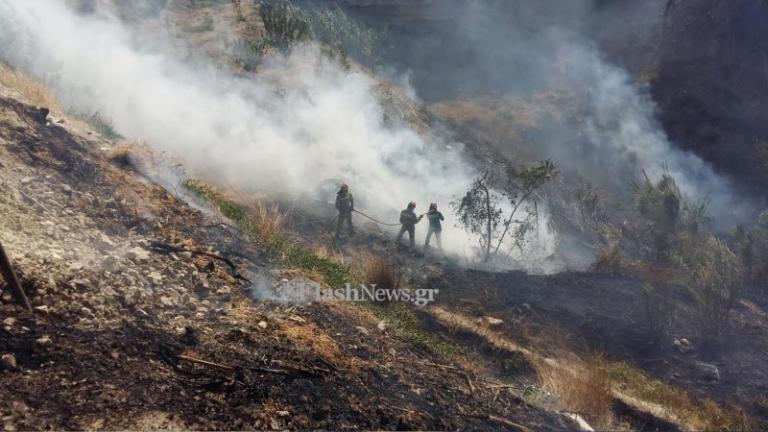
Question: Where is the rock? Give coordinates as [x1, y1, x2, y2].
[33, 305, 49, 313]
[673, 338, 693, 353]
[35, 335, 52, 345]
[257, 320, 268, 330]
[481, 316, 504, 326]
[69, 279, 89, 290]
[1, 353, 17, 370]
[355, 326, 370, 336]
[20, 176, 34, 185]
[126, 247, 150, 262]
[377, 320, 387, 332]
[159, 296, 174, 307]
[148, 271, 163, 284]
[276, 410, 290, 417]
[102, 256, 120, 273]
[95, 233, 115, 251]
[693, 361, 721, 382]
[2, 317, 16, 327]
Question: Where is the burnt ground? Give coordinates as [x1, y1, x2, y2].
[0, 87, 765, 430]
[0, 96, 583, 430]
[427, 267, 768, 418]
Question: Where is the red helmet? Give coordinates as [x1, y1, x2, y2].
[429, 203, 437, 210]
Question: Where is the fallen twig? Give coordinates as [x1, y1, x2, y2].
[464, 413, 532, 432]
[177, 354, 234, 370]
[0, 241, 32, 312]
[149, 241, 252, 283]
[392, 406, 435, 419]
[464, 372, 476, 396]
[150, 241, 238, 270]
[177, 354, 316, 377]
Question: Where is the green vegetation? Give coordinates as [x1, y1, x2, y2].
[366, 301, 464, 360]
[185, 180, 462, 359]
[235, 0, 385, 70]
[69, 110, 123, 140]
[591, 170, 756, 342]
[185, 180, 350, 287]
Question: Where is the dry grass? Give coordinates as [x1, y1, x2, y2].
[245, 201, 285, 245]
[535, 355, 615, 428]
[426, 306, 760, 431]
[608, 362, 756, 431]
[359, 253, 399, 292]
[0, 64, 62, 112]
[107, 140, 143, 168]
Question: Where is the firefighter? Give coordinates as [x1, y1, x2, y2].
[397, 201, 422, 248]
[424, 203, 444, 250]
[335, 183, 355, 239]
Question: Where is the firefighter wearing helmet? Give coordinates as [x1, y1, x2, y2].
[335, 183, 355, 239]
[424, 202, 444, 250]
[397, 201, 423, 248]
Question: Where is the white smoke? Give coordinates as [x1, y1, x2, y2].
[1, 1, 747, 275]
[0, 0, 564, 268]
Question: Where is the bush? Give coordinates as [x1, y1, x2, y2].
[237, 0, 385, 67]
[690, 236, 744, 338]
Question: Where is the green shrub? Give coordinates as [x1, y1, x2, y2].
[236, 0, 385, 67]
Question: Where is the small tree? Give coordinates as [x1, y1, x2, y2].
[452, 171, 503, 261]
[495, 160, 558, 254]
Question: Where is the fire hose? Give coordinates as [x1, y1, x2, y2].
[351, 209, 425, 227]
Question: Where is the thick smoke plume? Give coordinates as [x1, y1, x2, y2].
[0, 1, 489, 257]
[0, 0, 751, 274]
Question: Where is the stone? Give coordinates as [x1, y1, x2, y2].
[355, 326, 370, 336]
[160, 296, 174, 307]
[2, 318, 16, 327]
[126, 247, 150, 262]
[1, 353, 17, 370]
[102, 256, 120, 273]
[148, 271, 163, 284]
[482, 316, 504, 326]
[693, 361, 721, 382]
[257, 320, 268, 330]
[95, 233, 115, 251]
[35, 335, 52, 345]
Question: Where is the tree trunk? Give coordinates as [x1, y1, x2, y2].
[483, 185, 492, 261]
[0, 242, 32, 312]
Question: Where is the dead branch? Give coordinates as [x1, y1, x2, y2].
[391, 406, 435, 419]
[149, 241, 252, 284]
[150, 241, 238, 269]
[464, 413, 532, 432]
[0, 241, 32, 312]
[177, 354, 234, 370]
[177, 354, 317, 377]
[464, 372, 476, 396]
